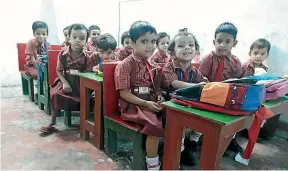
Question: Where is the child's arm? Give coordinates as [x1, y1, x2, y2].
[56, 54, 72, 93]
[25, 41, 37, 66]
[199, 54, 212, 79]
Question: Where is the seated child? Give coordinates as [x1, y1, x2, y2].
[61, 25, 70, 50]
[40, 23, 95, 134]
[150, 32, 171, 63]
[199, 22, 243, 154]
[162, 29, 208, 166]
[242, 38, 270, 77]
[92, 33, 118, 74]
[25, 21, 51, 96]
[86, 25, 101, 52]
[115, 31, 133, 61]
[114, 21, 164, 170]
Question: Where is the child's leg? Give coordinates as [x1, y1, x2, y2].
[33, 80, 38, 94]
[40, 109, 59, 132]
[146, 136, 160, 170]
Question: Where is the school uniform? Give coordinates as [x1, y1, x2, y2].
[49, 46, 95, 112]
[114, 53, 164, 137]
[163, 59, 208, 86]
[150, 50, 171, 63]
[24, 39, 51, 79]
[199, 51, 242, 82]
[241, 59, 268, 77]
[115, 47, 132, 61]
[85, 40, 97, 52]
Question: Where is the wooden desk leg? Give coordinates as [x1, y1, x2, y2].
[163, 111, 184, 170]
[94, 83, 104, 149]
[80, 79, 90, 140]
[200, 128, 233, 170]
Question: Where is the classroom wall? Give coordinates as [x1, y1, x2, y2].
[0, 0, 287, 87]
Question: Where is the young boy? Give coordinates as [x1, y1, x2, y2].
[162, 29, 208, 166]
[61, 25, 70, 49]
[92, 33, 118, 73]
[199, 22, 243, 154]
[114, 21, 164, 170]
[115, 31, 133, 61]
[242, 38, 270, 77]
[150, 32, 171, 63]
[86, 25, 101, 52]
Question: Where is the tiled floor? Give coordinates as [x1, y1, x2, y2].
[1, 87, 288, 170]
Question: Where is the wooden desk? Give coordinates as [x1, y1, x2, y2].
[78, 72, 104, 149]
[162, 96, 288, 169]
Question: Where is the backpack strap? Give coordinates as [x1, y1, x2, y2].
[214, 57, 225, 82]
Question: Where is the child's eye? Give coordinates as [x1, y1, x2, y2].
[141, 40, 147, 44]
[73, 36, 77, 39]
[189, 44, 194, 47]
[226, 41, 231, 44]
[151, 40, 156, 43]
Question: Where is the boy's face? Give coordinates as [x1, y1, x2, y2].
[63, 29, 70, 43]
[174, 35, 196, 62]
[249, 47, 268, 65]
[34, 28, 48, 43]
[123, 38, 133, 52]
[69, 29, 87, 51]
[213, 32, 237, 56]
[98, 48, 114, 61]
[130, 32, 156, 59]
[157, 37, 169, 52]
[90, 29, 101, 42]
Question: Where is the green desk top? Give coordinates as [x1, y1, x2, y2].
[77, 72, 103, 82]
[162, 95, 288, 125]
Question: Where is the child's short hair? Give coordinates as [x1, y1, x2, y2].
[129, 21, 157, 43]
[215, 22, 238, 39]
[121, 31, 130, 45]
[96, 33, 117, 51]
[168, 28, 200, 54]
[63, 25, 70, 32]
[250, 38, 271, 53]
[68, 24, 89, 42]
[32, 21, 49, 34]
[156, 32, 170, 45]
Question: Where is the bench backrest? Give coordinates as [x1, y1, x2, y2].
[17, 43, 27, 71]
[103, 62, 120, 116]
[48, 50, 61, 85]
[51, 44, 62, 50]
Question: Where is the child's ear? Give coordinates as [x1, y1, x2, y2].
[233, 40, 238, 47]
[213, 40, 215, 46]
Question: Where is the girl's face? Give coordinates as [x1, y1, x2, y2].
[34, 28, 48, 43]
[90, 29, 101, 42]
[123, 38, 133, 52]
[157, 37, 169, 52]
[63, 29, 70, 43]
[174, 35, 196, 62]
[69, 29, 87, 51]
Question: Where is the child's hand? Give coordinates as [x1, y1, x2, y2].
[157, 95, 165, 103]
[145, 101, 163, 112]
[63, 82, 72, 93]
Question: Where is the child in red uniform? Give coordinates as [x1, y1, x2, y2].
[114, 21, 164, 170]
[61, 25, 70, 50]
[86, 25, 101, 52]
[25, 21, 51, 96]
[150, 32, 171, 63]
[242, 38, 270, 77]
[92, 33, 118, 73]
[40, 24, 95, 134]
[199, 22, 243, 154]
[162, 29, 208, 166]
[115, 31, 133, 61]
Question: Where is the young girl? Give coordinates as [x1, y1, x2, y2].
[115, 31, 133, 61]
[25, 21, 51, 96]
[40, 24, 95, 134]
[150, 32, 171, 63]
[114, 21, 164, 170]
[61, 25, 70, 50]
[86, 25, 101, 52]
[162, 29, 208, 166]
